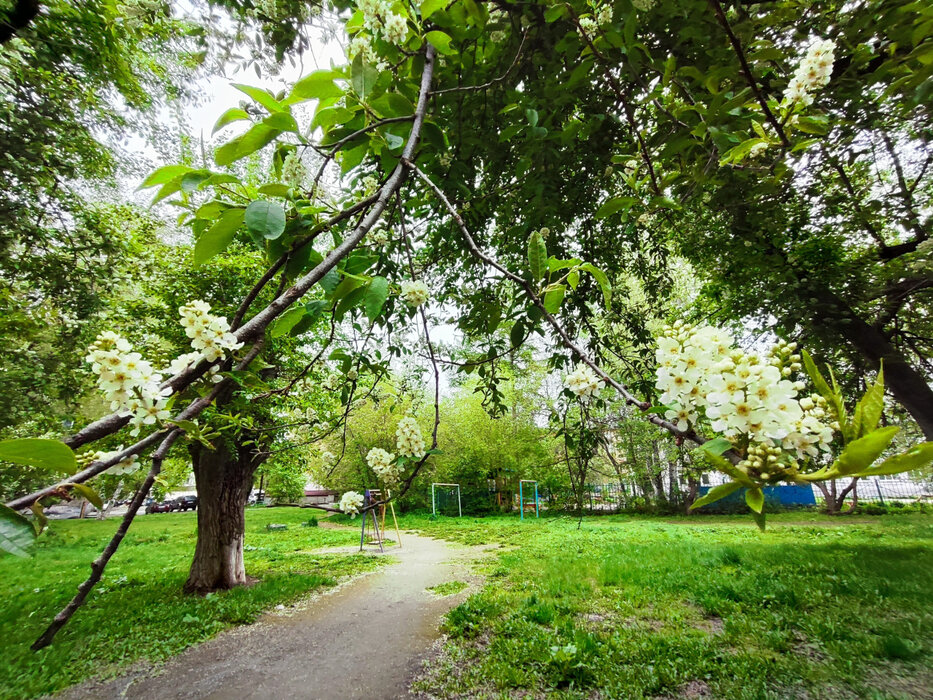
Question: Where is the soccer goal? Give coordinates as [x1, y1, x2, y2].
[431, 483, 462, 517]
[519, 479, 539, 520]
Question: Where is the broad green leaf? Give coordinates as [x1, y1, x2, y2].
[689, 481, 742, 510]
[420, 0, 446, 18]
[699, 437, 733, 456]
[364, 276, 389, 323]
[567, 270, 579, 289]
[351, 55, 379, 100]
[595, 196, 637, 218]
[271, 306, 306, 338]
[745, 487, 764, 514]
[0, 504, 35, 557]
[233, 84, 284, 113]
[852, 367, 884, 438]
[527, 230, 548, 281]
[801, 350, 842, 420]
[510, 320, 525, 348]
[212, 107, 251, 134]
[244, 200, 286, 240]
[215, 124, 281, 167]
[543, 285, 566, 313]
[751, 509, 767, 531]
[548, 257, 582, 272]
[828, 426, 900, 476]
[286, 69, 344, 104]
[139, 165, 192, 190]
[70, 483, 103, 509]
[852, 441, 933, 477]
[30, 502, 47, 534]
[0, 438, 75, 474]
[263, 112, 300, 133]
[702, 451, 755, 486]
[194, 208, 245, 266]
[425, 30, 456, 55]
[579, 263, 612, 307]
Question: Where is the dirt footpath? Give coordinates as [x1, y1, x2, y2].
[56, 532, 486, 700]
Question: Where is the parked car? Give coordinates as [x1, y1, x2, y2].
[145, 500, 172, 514]
[171, 495, 198, 512]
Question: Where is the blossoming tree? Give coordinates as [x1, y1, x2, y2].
[1, 0, 932, 649]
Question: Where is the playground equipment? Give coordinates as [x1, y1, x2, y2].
[431, 483, 462, 517]
[519, 479, 539, 520]
[359, 489, 385, 552]
[370, 488, 402, 547]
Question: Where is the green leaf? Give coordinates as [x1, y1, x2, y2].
[271, 306, 306, 338]
[700, 437, 733, 456]
[543, 285, 566, 313]
[702, 451, 755, 486]
[579, 263, 612, 307]
[139, 165, 192, 190]
[425, 30, 456, 55]
[689, 481, 742, 510]
[852, 367, 884, 438]
[233, 84, 284, 113]
[263, 112, 300, 133]
[420, 0, 446, 18]
[212, 107, 251, 135]
[286, 69, 344, 104]
[852, 442, 933, 477]
[595, 196, 637, 218]
[364, 276, 389, 323]
[351, 54, 379, 100]
[510, 320, 526, 348]
[244, 200, 286, 240]
[0, 504, 35, 557]
[801, 350, 845, 424]
[194, 208, 244, 266]
[750, 509, 767, 531]
[745, 487, 764, 514]
[70, 483, 103, 510]
[0, 438, 76, 474]
[528, 230, 548, 281]
[828, 426, 900, 477]
[215, 124, 281, 167]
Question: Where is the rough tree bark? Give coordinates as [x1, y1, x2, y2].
[184, 440, 265, 593]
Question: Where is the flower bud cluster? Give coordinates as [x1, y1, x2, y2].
[396, 415, 425, 459]
[400, 280, 429, 307]
[783, 38, 835, 107]
[339, 490, 364, 517]
[737, 442, 788, 481]
[563, 363, 604, 399]
[768, 339, 802, 377]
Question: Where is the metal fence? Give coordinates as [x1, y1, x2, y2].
[417, 475, 931, 516]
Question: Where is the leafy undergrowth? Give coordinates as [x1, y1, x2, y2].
[0, 507, 382, 700]
[403, 512, 933, 699]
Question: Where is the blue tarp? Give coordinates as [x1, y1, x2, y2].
[697, 483, 816, 508]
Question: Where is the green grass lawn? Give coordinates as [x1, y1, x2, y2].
[399, 512, 933, 699]
[0, 507, 381, 700]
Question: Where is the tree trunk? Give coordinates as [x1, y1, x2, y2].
[821, 288, 933, 440]
[184, 441, 261, 593]
[685, 477, 699, 514]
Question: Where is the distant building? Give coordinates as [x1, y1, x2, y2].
[302, 488, 338, 506]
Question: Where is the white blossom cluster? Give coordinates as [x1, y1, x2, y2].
[369, 226, 390, 246]
[400, 280, 429, 307]
[395, 416, 425, 459]
[366, 447, 401, 482]
[783, 38, 836, 107]
[85, 332, 172, 436]
[578, 4, 612, 35]
[281, 152, 308, 188]
[86, 301, 242, 437]
[339, 490, 364, 517]
[179, 300, 243, 363]
[322, 373, 341, 391]
[563, 363, 604, 398]
[321, 450, 336, 466]
[357, 0, 408, 45]
[655, 323, 835, 461]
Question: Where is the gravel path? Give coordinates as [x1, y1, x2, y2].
[56, 531, 486, 700]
